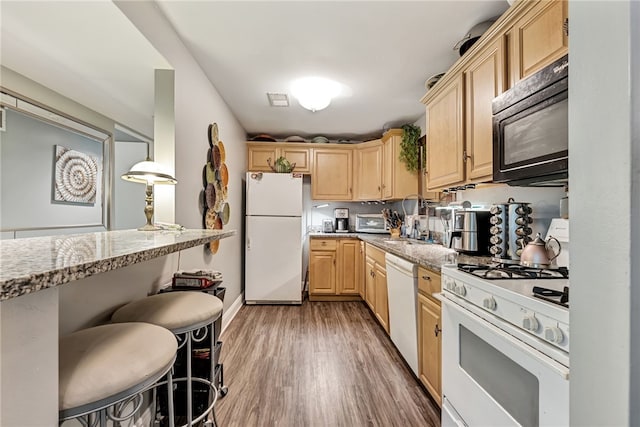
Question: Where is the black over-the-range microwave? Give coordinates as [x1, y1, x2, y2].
[492, 54, 568, 186]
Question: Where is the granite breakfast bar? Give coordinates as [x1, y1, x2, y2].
[0, 229, 235, 426]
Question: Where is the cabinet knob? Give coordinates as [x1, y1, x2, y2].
[321, 241, 326, 245]
[463, 150, 471, 162]
[378, 186, 381, 191]
[422, 275, 431, 281]
[434, 324, 442, 337]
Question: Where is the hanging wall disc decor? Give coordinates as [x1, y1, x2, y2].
[202, 122, 229, 254]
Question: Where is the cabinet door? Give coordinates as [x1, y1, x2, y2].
[426, 74, 465, 190]
[384, 131, 419, 199]
[389, 132, 419, 199]
[381, 136, 394, 199]
[337, 240, 359, 295]
[356, 143, 383, 200]
[509, 0, 568, 86]
[374, 264, 389, 334]
[281, 147, 311, 174]
[358, 241, 365, 299]
[365, 256, 376, 311]
[309, 250, 336, 295]
[311, 149, 353, 200]
[418, 293, 442, 406]
[247, 145, 277, 172]
[464, 37, 505, 181]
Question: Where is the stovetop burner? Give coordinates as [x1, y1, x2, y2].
[533, 286, 569, 308]
[457, 263, 569, 280]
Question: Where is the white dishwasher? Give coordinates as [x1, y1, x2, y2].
[385, 252, 419, 376]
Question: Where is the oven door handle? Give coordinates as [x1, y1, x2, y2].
[440, 294, 570, 380]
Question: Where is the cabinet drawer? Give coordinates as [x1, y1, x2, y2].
[365, 243, 386, 267]
[310, 239, 338, 251]
[418, 267, 441, 299]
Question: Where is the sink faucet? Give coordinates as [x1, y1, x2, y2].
[402, 193, 431, 240]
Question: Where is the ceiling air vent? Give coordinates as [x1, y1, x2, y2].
[267, 93, 289, 107]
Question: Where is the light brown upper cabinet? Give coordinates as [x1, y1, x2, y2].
[425, 74, 465, 190]
[247, 144, 278, 172]
[508, 0, 568, 87]
[355, 140, 383, 200]
[464, 37, 505, 182]
[425, 39, 505, 191]
[381, 129, 419, 200]
[246, 142, 311, 174]
[311, 148, 353, 200]
[421, 0, 566, 191]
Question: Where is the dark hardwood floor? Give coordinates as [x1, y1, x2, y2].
[215, 301, 440, 426]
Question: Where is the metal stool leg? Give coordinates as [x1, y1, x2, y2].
[167, 369, 175, 427]
[186, 332, 193, 426]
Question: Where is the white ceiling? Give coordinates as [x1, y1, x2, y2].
[0, 1, 509, 141]
[157, 0, 510, 140]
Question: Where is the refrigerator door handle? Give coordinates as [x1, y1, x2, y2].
[247, 237, 251, 250]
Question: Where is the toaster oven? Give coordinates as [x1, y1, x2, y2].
[355, 214, 388, 234]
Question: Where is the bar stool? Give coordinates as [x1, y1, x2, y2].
[111, 291, 224, 427]
[59, 322, 177, 426]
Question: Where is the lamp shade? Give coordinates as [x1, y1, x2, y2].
[291, 77, 340, 112]
[121, 160, 177, 185]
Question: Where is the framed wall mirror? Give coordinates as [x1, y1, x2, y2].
[0, 91, 111, 238]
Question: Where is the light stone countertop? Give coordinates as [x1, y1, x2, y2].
[308, 232, 488, 272]
[0, 229, 236, 301]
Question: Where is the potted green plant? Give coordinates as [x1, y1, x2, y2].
[399, 124, 423, 173]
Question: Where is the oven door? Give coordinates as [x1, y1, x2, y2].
[441, 297, 569, 427]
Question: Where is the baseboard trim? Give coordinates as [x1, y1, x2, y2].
[221, 292, 243, 335]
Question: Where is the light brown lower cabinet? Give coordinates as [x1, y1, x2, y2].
[365, 243, 389, 334]
[309, 238, 361, 300]
[364, 255, 376, 311]
[358, 241, 366, 299]
[417, 266, 442, 406]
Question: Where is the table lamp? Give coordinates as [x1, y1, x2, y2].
[121, 158, 177, 231]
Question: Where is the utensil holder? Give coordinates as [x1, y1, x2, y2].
[390, 228, 401, 238]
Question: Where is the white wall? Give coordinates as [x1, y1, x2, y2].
[116, 1, 248, 316]
[631, 3, 640, 423]
[570, 1, 638, 425]
[113, 141, 148, 230]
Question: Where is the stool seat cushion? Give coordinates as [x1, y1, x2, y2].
[59, 323, 177, 412]
[111, 291, 223, 332]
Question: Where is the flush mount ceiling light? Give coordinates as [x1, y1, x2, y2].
[291, 77, 341, 112]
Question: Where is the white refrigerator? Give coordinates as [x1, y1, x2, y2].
[245, 172, 303, 304]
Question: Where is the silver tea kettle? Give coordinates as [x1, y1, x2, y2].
[519, 233, 561, 268]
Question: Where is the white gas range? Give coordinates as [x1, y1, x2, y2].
[439, 263, 570, 427]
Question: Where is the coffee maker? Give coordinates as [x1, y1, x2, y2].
[334, 208, 349, 233]
[451, 209, 491, 255]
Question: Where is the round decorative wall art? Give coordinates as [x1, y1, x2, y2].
[202, 122, 230, 254]
[53, 145, 99, 204]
